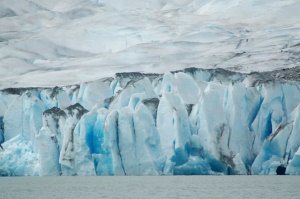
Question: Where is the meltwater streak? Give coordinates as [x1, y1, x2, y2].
[0, 176, 299, 199]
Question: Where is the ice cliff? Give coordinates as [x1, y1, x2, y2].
[1, 67, 300, 176]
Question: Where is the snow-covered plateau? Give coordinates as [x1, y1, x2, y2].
[1, 0, 300, 176]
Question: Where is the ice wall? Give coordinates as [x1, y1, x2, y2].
[1, 67, 300, 176]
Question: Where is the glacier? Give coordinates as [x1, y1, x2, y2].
[1, 0, 300, 176]
[1, 67, 300, 176]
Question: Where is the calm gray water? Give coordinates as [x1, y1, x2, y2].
[0, 176, 299, 199]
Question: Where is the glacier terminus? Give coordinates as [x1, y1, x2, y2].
[1, 67, 300, 176]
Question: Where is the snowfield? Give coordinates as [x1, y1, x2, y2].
[0, 0, 300, 88]
[1, 0, 300, 176]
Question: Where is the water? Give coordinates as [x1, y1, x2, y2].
[0, 176, 299, 199]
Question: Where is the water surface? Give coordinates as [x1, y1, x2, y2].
[0, 176, 299, 199]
